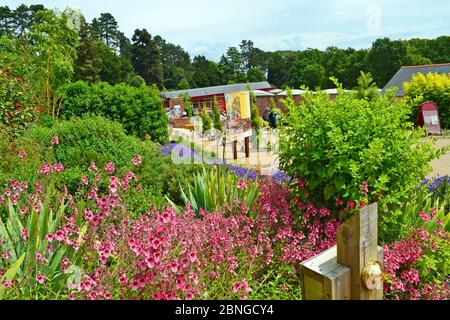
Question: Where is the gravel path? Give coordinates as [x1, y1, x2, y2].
[429, 136, 450, 177]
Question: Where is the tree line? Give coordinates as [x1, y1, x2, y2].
[1, 4, 450, 91]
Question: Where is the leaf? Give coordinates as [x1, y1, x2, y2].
[324, 185, 335, 201]
[0, 253, 25, 300]
[25, 210, 39, 274]
[308, 176, 321, 191]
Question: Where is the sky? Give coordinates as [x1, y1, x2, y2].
[3, 0, 450, 61]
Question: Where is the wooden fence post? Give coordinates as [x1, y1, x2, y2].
[301, 203, 384, 300]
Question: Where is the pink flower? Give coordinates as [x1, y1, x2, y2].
[347, 200, 356, 210]
[2, 251, 11, 260]
[232, 282, 241, 293]
[237, 179, 247, 190]
[51, 136, 60, 145]
[419, 211, 431, 222]
[88, 162, 98, 172]
[18, 150, 27, 159]
[36, 273, 46, 284]
[104, 162, 115, 175]
[189, 251, 197, 263]
[80, 176, 89, 186]
[133, 155, 142, 166]
[21, 228, 28, 241]
[2, 279, 13, 289]
[38, 163, 51, 176]
[45, 233, 54, 242]
[52, 163, 64, 173]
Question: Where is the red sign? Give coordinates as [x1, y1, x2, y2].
[417, 102, 442, 135]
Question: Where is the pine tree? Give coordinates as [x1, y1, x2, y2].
[131, 29, 163, 88]
[74, 17, 102, 83]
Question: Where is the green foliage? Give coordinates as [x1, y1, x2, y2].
[280, 83, 440, 235]
[212, 96, 222, 131]
[354, 71, 381, 101]
[404, 72, 450, 129]
[0, 189, 87, 299]
[183, 94, 194, 117]
[131, 29, 163, 88]
[201, 107, 212, 133]
[168, 166, 260, 217]
[249, 88, 264, 138]
[0, 69, 37, 138]
[388, 186, 450, 242]
[61, 81, 169, 143]
[0, 8, 78, 119]
[128, 75, 146, 88]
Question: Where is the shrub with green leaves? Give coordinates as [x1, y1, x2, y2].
[280, 83, 441, 236]
[404, 72, 450, 129]
[0, 69, 37, 138]
[60, 81, 168, 144]
[0, 116, 198, 215]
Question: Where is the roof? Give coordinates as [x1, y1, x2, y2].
[277, 89, 306, 96]
[269, 88, 283, 94]
[383, 63, 450, 96]
[253, 90, 274, 97]
[161, 82, 272, 99]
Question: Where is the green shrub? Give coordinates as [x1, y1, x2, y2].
[0, 69, 37, 138]
[201, 107, 212, 133]
[0, 116, 198, 216]
[60, 81, 169, 144]
[280, 83, 441, 237]
[404, 72, 450, 129]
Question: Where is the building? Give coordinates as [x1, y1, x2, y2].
[161, 82, 273, 114]
[383, 63, 450, 97]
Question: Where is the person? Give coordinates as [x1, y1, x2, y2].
[262, 107, 270, 122]
[268, 111, 277, 129]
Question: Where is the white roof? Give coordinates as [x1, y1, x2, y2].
[277, 89, 306, 96]
[269, 89, 283, 94]
[253, 90, 274, 97]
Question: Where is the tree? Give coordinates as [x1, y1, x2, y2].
[128, 75, 146, 88]
[201, 106, 212, 133]
[91, 13, 120, 52]
[28, 9, 78, 117]
[404, 72, 450, 129]
[289, 60, 325, 89]
[183, 94, 193, 117]
[0, 6, 13, 36]
[354, 71, 380, 101]
[96, 41, 134, 84]
[74, 16, 102, 83]
[177, 78, 190, 90]
[247, 67, 265, 82]
[367, 38, 409, 87]
[212, 96, 222, 131]
[155, 35, 194, 89]
[220, 47, 246, 84]
[132, 29, 163, 88]
[192, 55, 222, 88]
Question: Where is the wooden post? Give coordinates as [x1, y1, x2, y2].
[301, 203, 384, 300]
[244, 137, 250, 158]
[337, 203, 383, 300]
[232, 140, 238, 160]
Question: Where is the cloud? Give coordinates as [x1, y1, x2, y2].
[3, 0, 450, 60]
